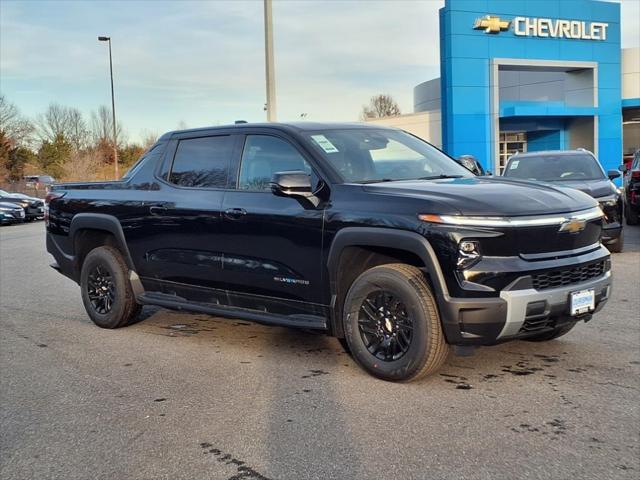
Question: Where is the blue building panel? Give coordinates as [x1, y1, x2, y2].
[439, 0, 622, 173]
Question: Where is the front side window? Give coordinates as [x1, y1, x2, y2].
[169, 135, 234, 188]
[238, 135, 313, 190]
[504, 154, 605, 181]
[303, 128, 471, 183]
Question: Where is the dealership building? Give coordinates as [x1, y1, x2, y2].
[368, 0, 640, 175]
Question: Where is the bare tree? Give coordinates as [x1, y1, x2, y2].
[0, 95, 34, 147]
[139, 129, 159, 150]
[35, 103, 89, 150]
[63, 148, 102, 182]
[36, 103, 70, 142]
[361, 94, 401, 120]
[66, 108, 90, 151]
[91, 105, 124, 146]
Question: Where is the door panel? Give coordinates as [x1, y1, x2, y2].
[220, 134, 325, 314]
[132, 133, 241, 304]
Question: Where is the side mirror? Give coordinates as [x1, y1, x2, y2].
[457, 155, 481, 176]
[618, 164, 626, 172]
[607, 169, 621, 180]
[270, 171, 313, 198]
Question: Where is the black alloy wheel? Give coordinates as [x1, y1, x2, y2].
[358, 290, 413, 362]
[343, 263, 449, 382]
[80, 245, 141, 328]
[86, 264, 116, 314]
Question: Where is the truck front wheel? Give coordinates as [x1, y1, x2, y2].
[80, 245, 141, 328]
[342, 264, 449, 382]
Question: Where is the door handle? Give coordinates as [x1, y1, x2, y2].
[224, 208, 247, 219]
[149, 204, 169, 215]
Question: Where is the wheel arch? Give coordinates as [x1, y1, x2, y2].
[326, 227, 448, 338]
[69, 213, 136, 278]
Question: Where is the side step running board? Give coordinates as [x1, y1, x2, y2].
[137, 293, 328, 331]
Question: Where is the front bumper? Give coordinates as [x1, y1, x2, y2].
[0, 210, 26, 224]
[25, 205, 45, 219]
[440, 254, 612, 346]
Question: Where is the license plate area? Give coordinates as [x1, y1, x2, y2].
[570, 289, 595, 316]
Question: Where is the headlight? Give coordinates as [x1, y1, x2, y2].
[418, 206, 603, 227]
[457, 240, 481, 269]
[0, 207, 13, 212]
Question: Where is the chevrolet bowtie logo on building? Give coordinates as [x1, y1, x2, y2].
[473, 15, 510, 34]
[559, 217, 587, 234]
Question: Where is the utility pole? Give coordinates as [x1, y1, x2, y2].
[98, 36, 119, 179]
[264, 0, 277, 122]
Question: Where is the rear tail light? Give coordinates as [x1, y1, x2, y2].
[631, 191, 638, 205]
[44, 191, 66, 226]
[632, 170, 640, 179]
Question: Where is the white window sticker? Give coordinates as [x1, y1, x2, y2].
[311, 135, 339, 153]
[509, 160, 520, 169]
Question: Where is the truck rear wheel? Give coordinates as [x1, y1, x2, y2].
[80, 245, 141, 328]
[342, 263, 449, 382]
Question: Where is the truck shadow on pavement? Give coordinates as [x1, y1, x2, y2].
[131, 303, 637, 393]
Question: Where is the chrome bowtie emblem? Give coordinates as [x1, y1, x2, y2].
[559, 217, 587, 234]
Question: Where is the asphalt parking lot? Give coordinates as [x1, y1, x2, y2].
[1, 222, 638, 480]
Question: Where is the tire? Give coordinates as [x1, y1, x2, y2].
[606, 228, 624, 253]
[80, 245, 141, 328]
[625, 204, 638, 225]
[337, 337, 350, 353]
[342, 263, 449, 382]
[524, 322, 576, 342]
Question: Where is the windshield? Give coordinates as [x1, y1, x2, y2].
[303, 128, 472, 183]
[504, 153, 605, 181]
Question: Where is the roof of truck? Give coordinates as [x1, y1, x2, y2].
[158, 122, 393, 140]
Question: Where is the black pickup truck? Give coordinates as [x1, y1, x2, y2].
[46, 123, 611, 381]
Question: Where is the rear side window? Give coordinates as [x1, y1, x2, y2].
[169, 135, 233, 188]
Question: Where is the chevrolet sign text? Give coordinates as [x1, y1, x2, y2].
[513, 17, 608, 40]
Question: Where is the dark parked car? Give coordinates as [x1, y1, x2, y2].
[502, 149, 624, 252]
[0, 201, 26, 225]
[622, 149, 639, 225]
[46, 123, 611, 382]
[0, 189, 45, 221]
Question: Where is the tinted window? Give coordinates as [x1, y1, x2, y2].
[238, 135, 312, 190]
[169, 136, 233, 188]
[504, 154, 604, 181]
[303, 129, 471, 183]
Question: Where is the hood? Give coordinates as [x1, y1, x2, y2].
[0, 202, 22, 210]
[362, 177, 598, 216]
[7, 193, 41, 202]
[550, 179, 617, 199]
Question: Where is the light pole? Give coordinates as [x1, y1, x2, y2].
[263, 0, 277, 121]
[98, 36, 119, 179]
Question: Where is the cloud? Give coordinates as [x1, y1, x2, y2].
[0, 0, 637, 141]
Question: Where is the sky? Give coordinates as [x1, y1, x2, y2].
[1, 0, 639, 143]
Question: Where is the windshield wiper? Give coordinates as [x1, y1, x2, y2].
[417, 174, 465, 180]
[356, 178, 395, 184]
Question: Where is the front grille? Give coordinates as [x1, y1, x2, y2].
[532, 260, 607, 291]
